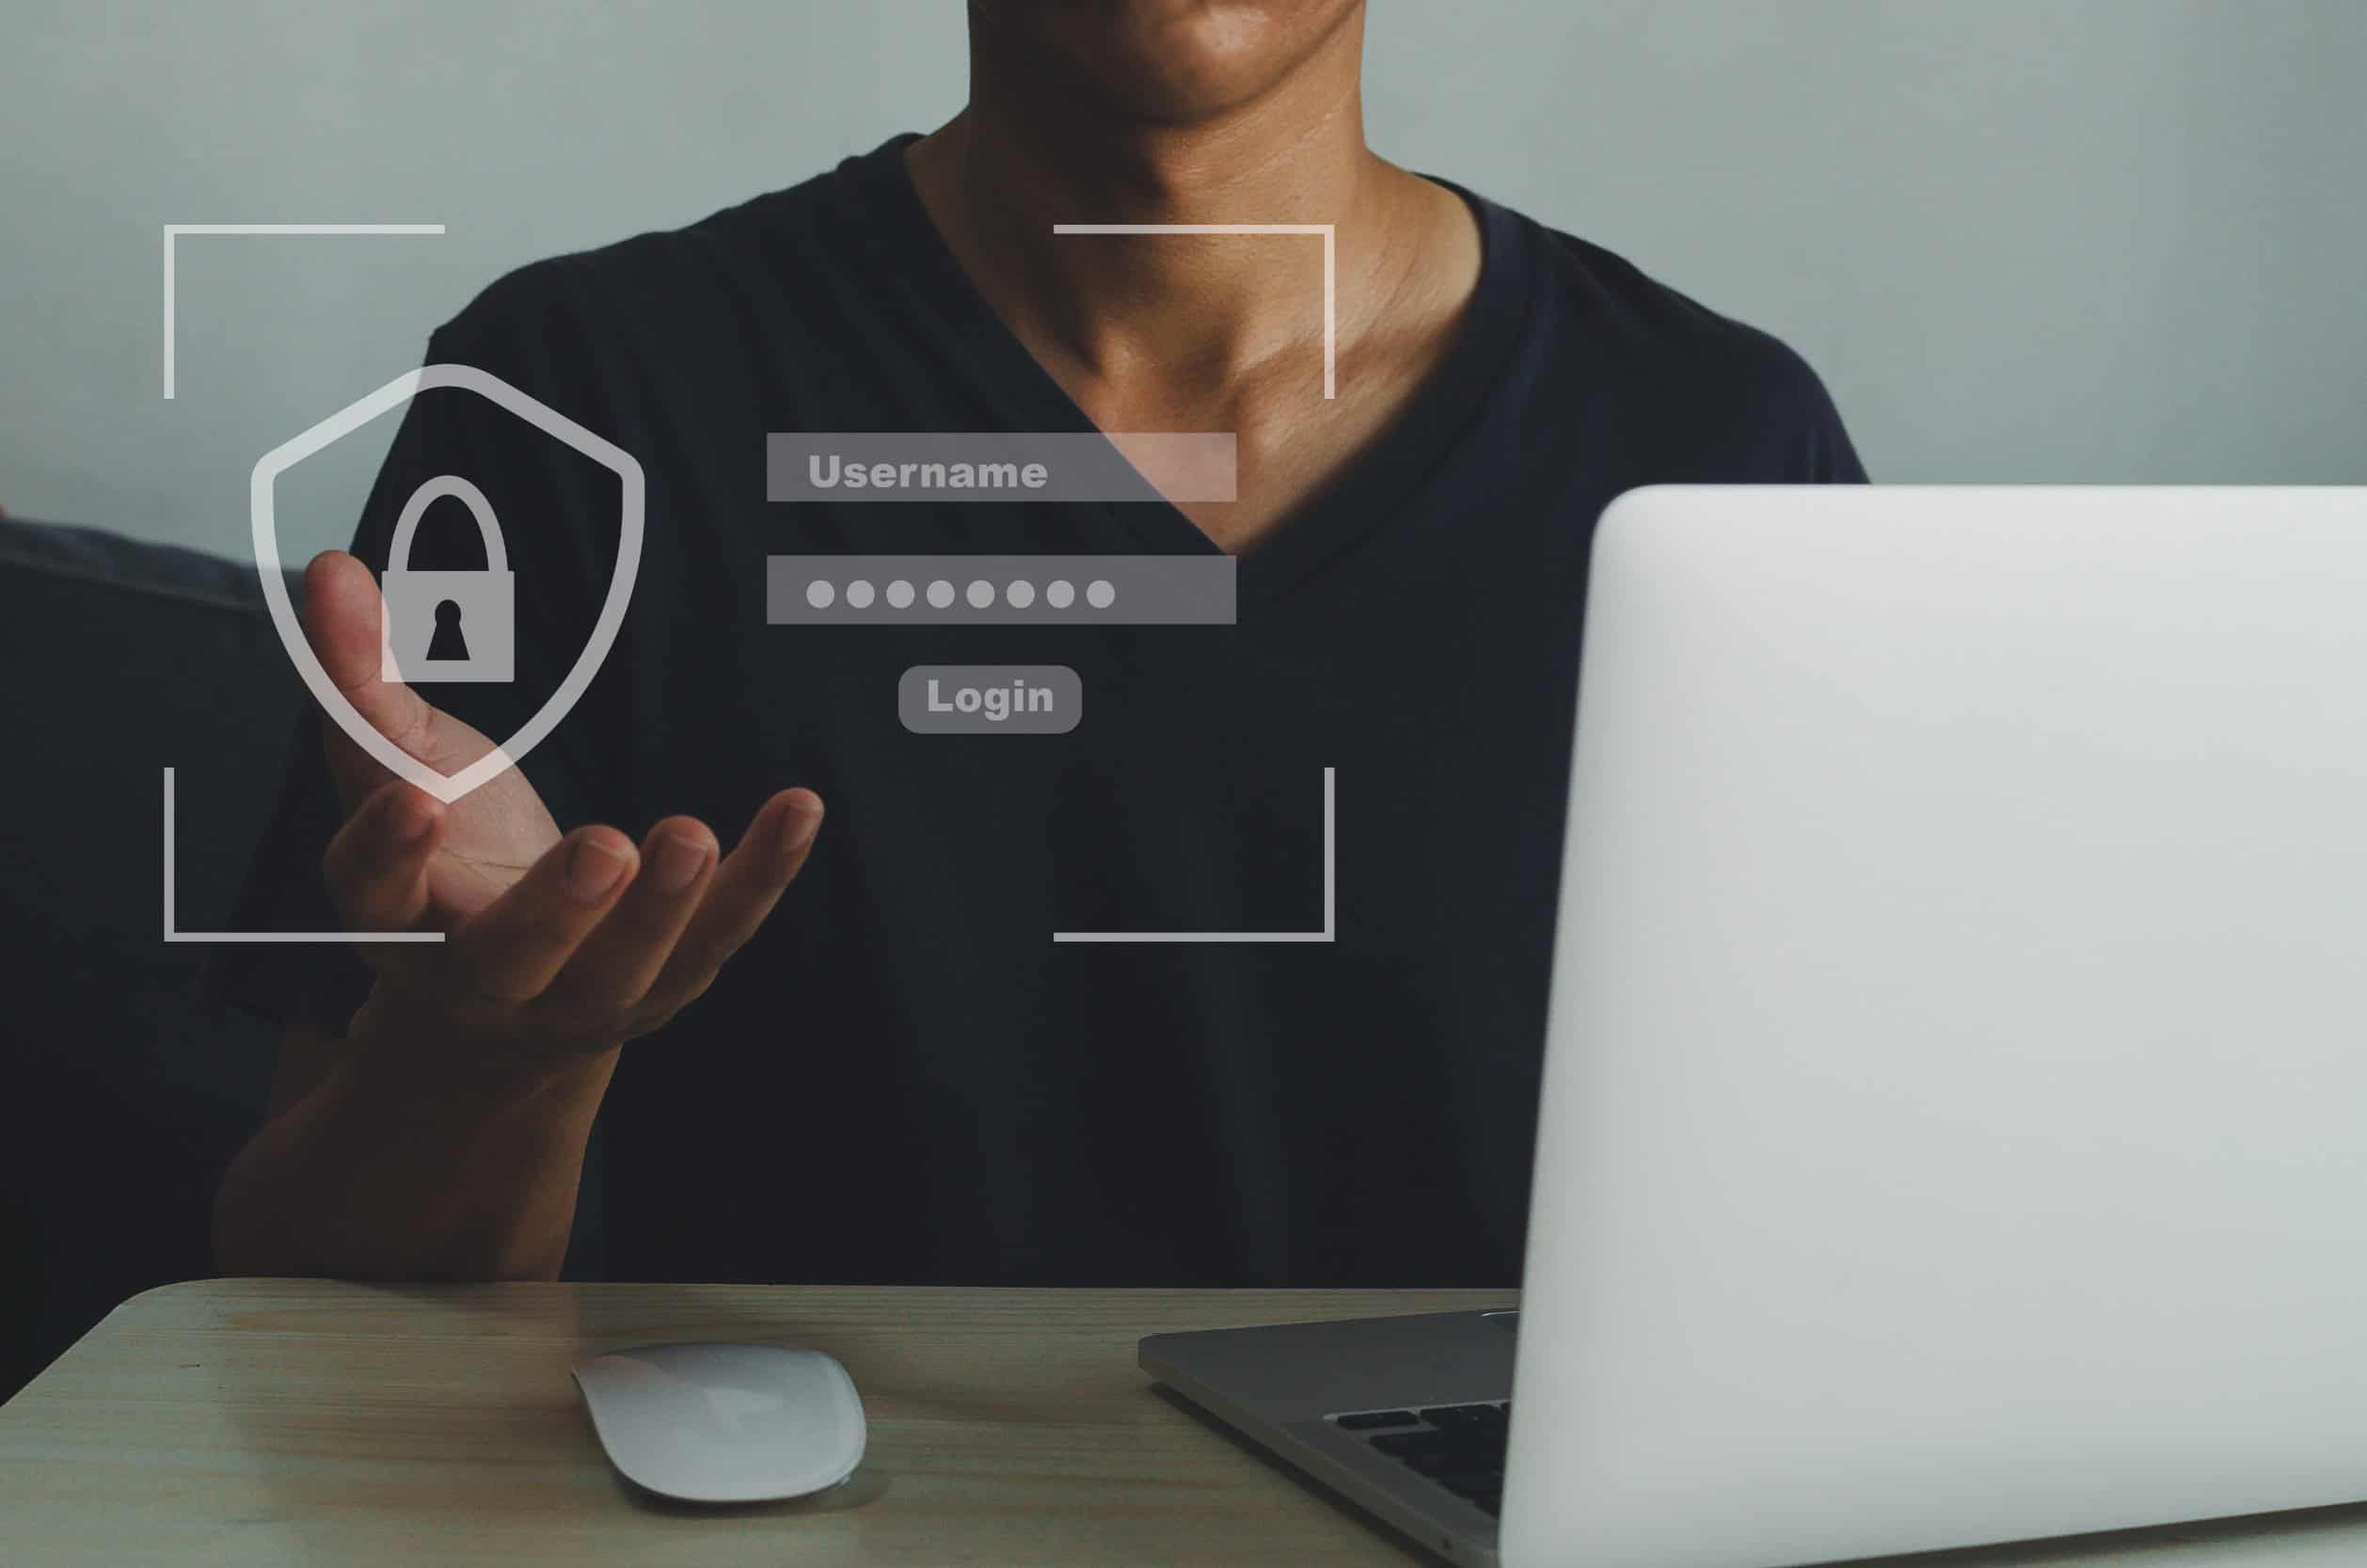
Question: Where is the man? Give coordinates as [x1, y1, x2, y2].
[214, 1, 1862, 1286]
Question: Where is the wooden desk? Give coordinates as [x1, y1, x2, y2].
[0, 1279, 1507, 1566]
[12, 1281, 2367, 1568]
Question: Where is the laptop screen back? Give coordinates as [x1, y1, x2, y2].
[1506, 486, 2367, 1568]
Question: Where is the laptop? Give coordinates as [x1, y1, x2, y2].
[1142, 485, 2367, 1568]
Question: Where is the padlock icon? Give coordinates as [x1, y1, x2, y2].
[379, 474, 516, 684]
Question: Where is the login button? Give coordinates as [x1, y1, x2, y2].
[898, 666, 1082, 735]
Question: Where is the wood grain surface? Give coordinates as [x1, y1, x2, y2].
[14, 1280, 2367, 1568]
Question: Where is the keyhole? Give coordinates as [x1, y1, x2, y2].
[426, 598, 472, 661]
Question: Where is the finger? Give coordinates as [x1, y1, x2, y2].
[441, 826, 641, 1006]
[534, 816, 719, 1022]
[638, 790, 823, 1017]
[322, 778, 446, 937]
[301, 550, 447, 806]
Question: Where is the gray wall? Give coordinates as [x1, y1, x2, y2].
[4, 0, 2361, 562]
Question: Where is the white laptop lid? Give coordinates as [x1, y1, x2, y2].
[1503, 487, 2367, 1568]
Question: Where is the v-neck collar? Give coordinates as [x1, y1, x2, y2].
[846, 133, 1536, 601]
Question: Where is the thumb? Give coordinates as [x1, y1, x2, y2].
[302, 549, 449, 806]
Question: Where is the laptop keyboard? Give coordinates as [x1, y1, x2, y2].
[1332, 1402, 1508, 1517]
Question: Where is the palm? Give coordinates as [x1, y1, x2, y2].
[307, 551, 562, 927]
[406, 711, 561, 925]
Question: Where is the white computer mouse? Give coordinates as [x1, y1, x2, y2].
[571, 1341, 867, 1504]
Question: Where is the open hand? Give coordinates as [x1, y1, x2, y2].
[302, 549, 822, 1065]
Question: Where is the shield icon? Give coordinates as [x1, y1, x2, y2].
[250, 363, 644, 804]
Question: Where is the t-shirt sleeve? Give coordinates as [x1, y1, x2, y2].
[1629, 310, 1872, 489]
[209, 280, 638, 1034]
[1795, 353, 1868, 483]
[1733, 329, 1867, 485]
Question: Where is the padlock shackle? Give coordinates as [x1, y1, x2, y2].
[388, 475, 508, 574]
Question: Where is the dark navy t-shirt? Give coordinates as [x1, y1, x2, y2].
[221, 135, 1864, 1288]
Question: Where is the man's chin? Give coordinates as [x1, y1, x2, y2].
[970, 0, 1363, 128]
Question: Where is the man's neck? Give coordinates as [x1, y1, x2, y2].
[901, 10, 1481, 553]
[906, 19, 1423, 404]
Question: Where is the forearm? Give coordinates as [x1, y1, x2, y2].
[214, 1028, 615, 1282]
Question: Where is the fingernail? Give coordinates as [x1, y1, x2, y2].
[652, 831, 710, 894]
[566, 835, 632, 901]
[783, 800, 823, 855]
[390, 793, 439, 844]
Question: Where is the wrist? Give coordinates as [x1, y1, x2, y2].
[339, 983, 621, 1124]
